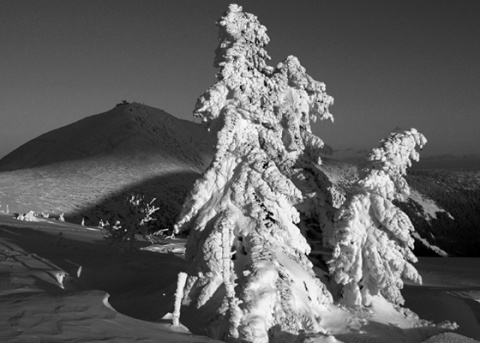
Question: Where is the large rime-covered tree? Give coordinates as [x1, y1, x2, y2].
[328, 129, 427, 307]
[174, 4, 335, 342]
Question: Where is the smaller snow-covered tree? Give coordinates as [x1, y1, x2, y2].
[328, 128, 427, 306]
[102, 194, 160, 249]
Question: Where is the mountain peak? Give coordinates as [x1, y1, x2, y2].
[0, 104, 213, 172]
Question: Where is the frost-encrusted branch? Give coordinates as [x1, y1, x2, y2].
[329, 129, 426, 306]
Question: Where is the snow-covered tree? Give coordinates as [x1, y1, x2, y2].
[174, 4, 335, 342]
[328, 128, 427, 306]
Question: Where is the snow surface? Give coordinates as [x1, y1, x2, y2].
[0, 214, 479, 342]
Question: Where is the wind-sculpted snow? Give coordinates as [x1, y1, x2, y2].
[329, 129, 426, 306]
[174, 4, 335, 342]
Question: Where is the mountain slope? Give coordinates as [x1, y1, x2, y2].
[399, 169, 480, 257]
[0, 103, 214, 227]
[0, 102, 212, 172]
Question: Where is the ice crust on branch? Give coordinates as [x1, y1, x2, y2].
[174, 4, 335, 342]
[329, 129, 427, 306]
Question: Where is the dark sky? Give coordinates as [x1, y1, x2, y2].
[1, 0, 479, 169]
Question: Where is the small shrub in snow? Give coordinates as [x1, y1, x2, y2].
[102, 194, 160, 249]
[14, 210, 38, 222]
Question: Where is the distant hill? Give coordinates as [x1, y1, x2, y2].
[0, 103, 214, 227]
[0, 102, 212, 172]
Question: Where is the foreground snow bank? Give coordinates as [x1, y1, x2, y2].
[0, 214, 219, 343]
[0, 216, 479, 342]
